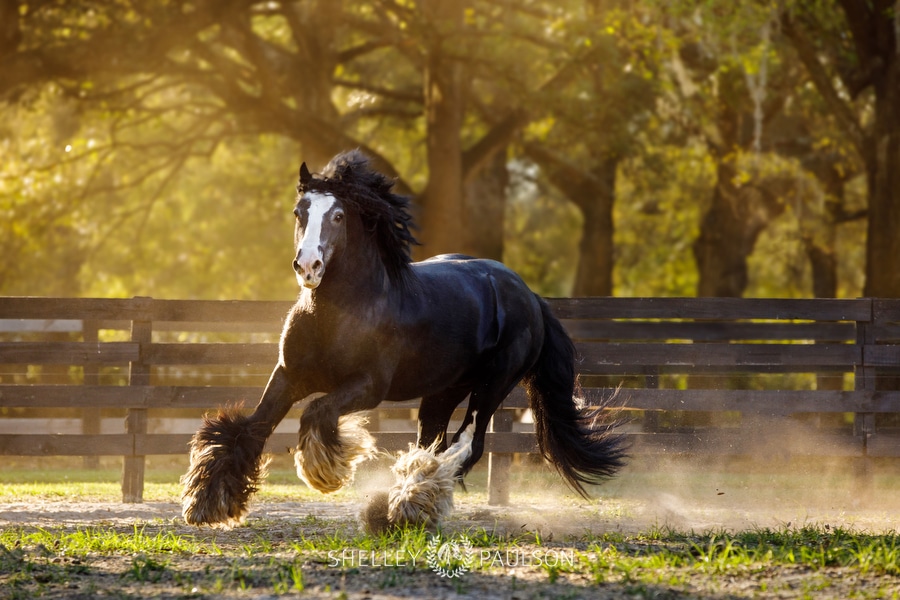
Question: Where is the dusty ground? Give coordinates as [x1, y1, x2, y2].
[2, 454, 900, 599]
[2, 490, 900, 600]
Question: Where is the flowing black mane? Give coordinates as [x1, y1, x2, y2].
[297, 150, 418, 285]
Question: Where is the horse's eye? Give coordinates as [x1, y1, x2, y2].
[333, 211, 344, 223]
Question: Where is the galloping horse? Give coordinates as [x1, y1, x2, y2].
[181, 150, 626, 527]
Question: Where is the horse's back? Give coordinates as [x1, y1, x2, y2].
[377, 256, 543, 399]
[406, 255, 544, 354]
[411, 255, 538, 311]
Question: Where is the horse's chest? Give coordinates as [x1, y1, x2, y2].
[279, 309, 383, 381]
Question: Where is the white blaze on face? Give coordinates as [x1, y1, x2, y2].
[295, 192, 337, 288]
[300, 192, 336, 257]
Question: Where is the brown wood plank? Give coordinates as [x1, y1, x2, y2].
[548, 297, 873, 322]
[140, 433, 419, 456]
[0, 297, 294, 324]
[0, 385, 267, 408]
[145, 386, 268, 408]
[0, 385, 146, 408]
[564, 321, 856, 343]
[0, 342, 140, 365]
[134, 430, 864, 460]
[143, 343, 278, 366]
[0, 434, 133, 456]
[874, 299, 900, 322]
[148, 299, 291, 323]
[134, 433, 306, 456]
[576, 343, 861, 374]
[0, 385, 430, 410]
[0, 297, 148, 320]
[135, 433, 193, 455]
[149, 321, 282, 334]
[864, 345, 900, 369]
[625, 431, 864, 457]
[134, 431, 539, 455]
[873, 322, 900, 343]
[0, 380, 890, 416]
[503, 388, 900, 414]
[600, 388, 900, 414]
[865, 434, 900, 458]
[5, 429, 865, 459]
[1, 297, 875, 324]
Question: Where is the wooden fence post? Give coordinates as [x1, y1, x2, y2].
[487, 405, 513, 506]
[81, 320, 101, 469]
[643, 369, 660, 433]
[123, 300, 151, 503]
[854, 299, 876, 493]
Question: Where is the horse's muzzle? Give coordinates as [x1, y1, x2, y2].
[293, 256, 324, 289]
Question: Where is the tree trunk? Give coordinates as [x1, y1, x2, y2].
[523, 144, 618, 297]
[783, 2, 900, 297]
[417, 0, 465, 258]
[693, 158, 786, 297]
[863, 67, 900, 297]
[463, 149, 508, 261]
[693, 160, 751, 297]
[288, 1, 346, 169]
[803, 159, 850, 299]
[573, 157, 616, 297]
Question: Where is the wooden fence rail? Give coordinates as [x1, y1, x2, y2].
[1, 296, 899, 505]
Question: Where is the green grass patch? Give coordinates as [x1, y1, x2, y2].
[2, 517, 900, 598]
[581, 525, 900, 581]
[0, 524, 212, 557]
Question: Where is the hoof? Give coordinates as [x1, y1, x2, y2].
[382, 423, 475, 530]
[295, 413, 377, 493]
[180, 407, 269, 527]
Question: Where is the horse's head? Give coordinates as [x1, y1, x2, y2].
[292, 151, 418, 291]
[292, 163, 347, 289]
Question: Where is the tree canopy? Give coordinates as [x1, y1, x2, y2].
[0, 0, 891, 299]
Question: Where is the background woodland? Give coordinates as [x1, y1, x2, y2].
[0, 0, 895, 301]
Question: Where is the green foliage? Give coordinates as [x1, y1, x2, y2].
[504, 162, 582, 296]
[0, 0, 872, 299]
[615, 142, 713, 296]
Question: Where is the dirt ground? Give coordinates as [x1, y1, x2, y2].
[2, 489, 900, 600]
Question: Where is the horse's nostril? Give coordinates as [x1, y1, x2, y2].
[312, 260, 323, 272]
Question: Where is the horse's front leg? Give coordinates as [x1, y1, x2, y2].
[294, 375, 385, 493]
[181, 365, 302, 526]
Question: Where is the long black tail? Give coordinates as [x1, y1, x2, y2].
[524, 299, 628, 497]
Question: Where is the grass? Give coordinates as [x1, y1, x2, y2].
[2, 460, 900, 598]
[2, 519, 900, 597]
[4, 519, 897, 573]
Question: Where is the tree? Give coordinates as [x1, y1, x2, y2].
[1, 0, 577, 282]
[522, 3, 663, 296]
[666, 4, 804, 297]
[782, 0, 900, 297]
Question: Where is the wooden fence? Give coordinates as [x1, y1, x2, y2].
[1, 296, 899, 505]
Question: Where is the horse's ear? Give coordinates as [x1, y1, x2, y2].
[299, 162, 312, 186]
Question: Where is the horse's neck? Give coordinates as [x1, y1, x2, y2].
[313, 244, 394, 308]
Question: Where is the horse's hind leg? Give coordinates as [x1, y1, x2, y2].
[181, 366, 301, 526]
[364, 388, 471, 533]
[417, 387, 471, 452]
[452, 375, 526, 478]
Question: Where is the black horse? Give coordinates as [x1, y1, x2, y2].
[181, 150, 626, 526]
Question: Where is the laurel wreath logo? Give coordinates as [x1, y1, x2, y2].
[425, 533, 474, 578]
